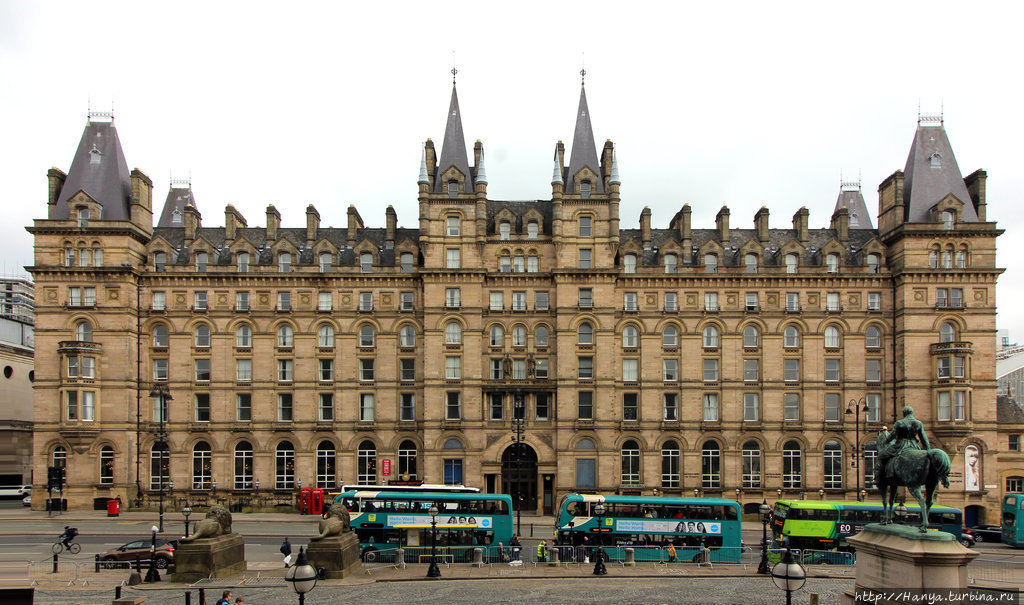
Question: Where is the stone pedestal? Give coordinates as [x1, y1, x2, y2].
[305, 534, 361, 579]
[172, 534, 247, 582]
[841, 525, 977, 605]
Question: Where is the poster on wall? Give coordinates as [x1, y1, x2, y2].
[964, 445, 980, 492]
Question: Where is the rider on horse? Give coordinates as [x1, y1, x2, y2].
[877, 406, 929, 483]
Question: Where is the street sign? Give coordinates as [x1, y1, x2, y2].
[382, 459, 391, 476]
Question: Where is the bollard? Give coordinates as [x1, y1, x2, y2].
[95, 554, 100, 573]
[809, 595, 819, 605]
[624, 548, 635, 566]
[548, 546, 559, 566]
[135, 555, 141, 571]
[472, 548, 483, 568]
[198, 587, 206, 605]
[52, 553, 58, 574]
[115, 585, 122, 599]
[396, 548, 406, 569]
[185, 590, 191, 605]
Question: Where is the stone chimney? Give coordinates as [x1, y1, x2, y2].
[755, 207, 770, 244]
[347, 205, 364, 247]
[831, 206, 850, 246]
[183, 204, 201, 243]
[716, 206, 730, 244]
[47, 168, 67, 219]
[306, 204, 320, 243]
[385, 206, 397, 249]
[266, 204, 281, 241]
[640, 207, 652, 250]
[965, 169, 987, 222]
[793, 207, 809, 246]
[129, 169, 154, 230]
[224, 205, 247, 242]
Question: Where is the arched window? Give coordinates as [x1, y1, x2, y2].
[784, 325, 800, 348]
[196, 252, 208, 272]
[704, 253, 718, 274]
[319, 252, 331, 272]
[663, 326, 678, 347]
[824, 440, 843, 489]
[824, 326, 840, 348]
[701, 441, 721, 488]
[398, 440, 418, 480]
[664, 254, 677, 274]
[826, 253, 840, 273]
[956, 246, 968, 269]
[195, 325, 211, 347]
[357, 440, 376, 485]
[576, 438, 595, 450]
[783, 441, 802, 488]
[316, 441, 336, 488]
[867, 253, 881, 273]
[154, 251, 167, 272]
[236, 325, 252, 347]
[929, 247, 940, 269]
[865, 326, 881, 348]
[535, 325, 549, 347]
[359, 325, 375, 347]
[234, 441, 254, 490]
[360, 252, 373, 273]
[623, 254, 637, 273]
[444, 438, 464, 450]
[940, 322, 957, 343]
[76, 321, 93, 342]
[621, 440, 641, 486]
[445, 321, 462, 345]
[577, 322, 593, 345]
[661, 440, 680, 487]
[703, 325, 719, 348]
[153, 325, 168, 347]
[277, 325, 293, 347]
[278, 252, 291, 272]
[275, 441, 295, 489]
[149, 443, 168, 489]
[742, 440, 762, 488]
[743, 325, 759, 348]
[745, 253, 758, 273]
[623, 325, 638, 348]
[400, 325, 416, 348]
[942, 247, 953, 269]
[192, 441, 212, 490]
[785, 253, 798, 274]
[401, 252, 414, 273]
[512, 325, 526, 347]
[318, 325, 335, 347]
[490, 325, 504, 347]
[100, 445, 114, 484]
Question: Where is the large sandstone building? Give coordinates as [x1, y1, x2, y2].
[27, 84, 1004, 524]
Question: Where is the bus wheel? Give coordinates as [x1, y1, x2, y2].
[362, 548, 379, 563]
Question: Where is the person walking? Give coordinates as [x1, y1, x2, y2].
[215, 590, 232, 605]
[510, 534, 522, 562]
[280, 537, 292, 568]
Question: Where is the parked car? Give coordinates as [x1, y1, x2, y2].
[21, 494, 30, 507]
[0, 485, 32, 499]
[959, 532, 976, 548]
[965, 525, 1002, 543]
[99, 539, 177, 569]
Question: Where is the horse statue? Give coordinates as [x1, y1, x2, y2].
[874, 406, 951, 532]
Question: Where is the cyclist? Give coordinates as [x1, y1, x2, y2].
[59, 526, 78, 550]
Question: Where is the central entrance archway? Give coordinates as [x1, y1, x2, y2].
[501, 444, 538, 514]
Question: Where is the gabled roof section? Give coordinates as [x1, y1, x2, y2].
[157, 182, 197, 228]
[433, 85, 473, 193]
[834, 182, 873, 229]
[566, 85, 604, 194]
[903, 118, 978, 223]
[54, 115, 133, 220]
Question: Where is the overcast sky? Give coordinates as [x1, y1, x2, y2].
[2, 1, 1022, 338]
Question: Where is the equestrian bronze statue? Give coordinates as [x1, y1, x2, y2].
[874, 406, 951, 531]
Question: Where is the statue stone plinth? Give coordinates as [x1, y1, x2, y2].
[841, 525, 977, 605]
[305, 533, 362, 579]
[173, 534, 247, 582]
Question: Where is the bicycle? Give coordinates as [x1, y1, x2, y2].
[52, 538, 81, 554]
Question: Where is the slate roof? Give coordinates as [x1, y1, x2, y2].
[485, 200, 554, 236]
[834, 186, 874, 230]
[565, 85, 604, 194]
[157, 185, 197, 228]
[903, 121, 978, 223]
[54, 118, 133, 220]
[997, 395, 1024, 425]
[433, 85, 474, 194]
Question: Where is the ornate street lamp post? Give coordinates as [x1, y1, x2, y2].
[284, 546, 318, 605]
[427, 503, 441, 578]
[512, 393, 525, 536]
[592, 502, 607, 575]
[144, 524, 161, 582]
[182, 505, 192, 538]
[757, 499, 771, 574]
[148, 386, 172, 533]
[771, 546, 807, 605]
[846, 398, 870, 501]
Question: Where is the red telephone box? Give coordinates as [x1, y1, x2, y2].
[310, 488, 325, 516]
[299, 487, 312, 515]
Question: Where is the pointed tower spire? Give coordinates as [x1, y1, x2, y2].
[902, 115, 978, 222]
[551, 148, 563, 185]
[157, 178, 197, 228]
[833, 176, 872, 229]
[433, 83, 473, 193]
[54, 112, 133, 220]
[475, 147, 487, 185]
[566, 78, 604, 194]
[609, 145, 621, 185]
[418, 144, 429, 185]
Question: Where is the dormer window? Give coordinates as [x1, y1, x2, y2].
[527, 222, 539, 240]
[89, 144, 102, 165]
[360, 252, 373, 273]
[77, 207, 90, 228]
[942, 211, 954, 230]
[319, 253, 331, 272]
[623, 254, 637, 274]
[826, 253, 840, 273]
[785, 254, 798, 274]
[172, 208, 183, 224]
[930, 152, 942, 168]
[279, 252, 291, 273]
[237, 252, 249, 272]
[447, 181, 459, 198]
[196, 252, 208, 272]
[664, 254, 677, 274]
[499, 222, 511, 241]
[704, 253, 718, 274]
[580, 181, 591, 199]
[867, 253, 881, 273]
[154, 252, 166, 272]
[744, 253, 758, 274]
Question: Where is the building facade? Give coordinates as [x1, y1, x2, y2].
[0, 277, 35, 485]
[27, 87, 1003, 522]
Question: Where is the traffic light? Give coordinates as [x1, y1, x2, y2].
[47, 466, 65, 491]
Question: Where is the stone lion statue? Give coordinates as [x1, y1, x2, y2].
[179, 504, 233, 542]
[310, 502, 351, 541]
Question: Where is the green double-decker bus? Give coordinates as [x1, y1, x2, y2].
[772, 499, 966, 552]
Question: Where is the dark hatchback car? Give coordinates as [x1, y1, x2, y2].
[99, 539, 177, 569]
[965, 525, 1003, 543]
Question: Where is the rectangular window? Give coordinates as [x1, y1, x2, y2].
[66, 391, 78, 420]
[359, 393, 375, 421]
[576, 459, 596, 489]
[192, 291, 206, 310]
[535, 393, 550, 420]
[784, 393, 800, 421]
[527, 255, 538, 272]
[663, 393, 678, 420]
[153, 359, 168, 381]
[624, 292, 638, 311]
[400, 358, 415, 381]
[446, 391, 461, 420]
[743, 393, 759, 421]
[784, 359, 800, 382]
[319, 359, 334, 381]
[278, 393, 293, 421]
[236, 394, 251, 421]
[826, 292, 840, 311]
[535, 358, 549, 379]
[705, 292, 718, 311]
[745, 292, 759, 311]
[866, 393, 881, 422]
[937, 357, 951, 378]
[318, 292, 332, 311]
[236, 359, 252, 381]
[445, 288, 460, 307]
[743, 359, 759, 382]
[444, 459, 464, 485]
[785, 292, 800, 312]
[490, 393, 504, 420]
[535, 291, 549, 310]
[195, 393, 210, 422]
[446, 216, 460, 236]
[622, 393, 639, 421]
[360, 359, 374, 382]
[664, 292, 678, 311]
[936, 288, 948, 308]
[400, 291, 414, 311]
[1009, 434, 1021, 452]
[513, 256, 524, 272]
[512, 291, 526, 311]
[445, 356, 461, 380]
[953, 356, 966, 378]
[954, 391, 966, 421]
[868, 292, 881, 311]
[81, 391, 95, 421]
[512, 359, 526, 379]
[490, 358, 502, 380]
[153, 291, 166, 311]
[663, 359, 678, 382]
[359, 292, 372, 311]
[579, 249, 592, 269]
[703, 393, 719, 421]
[951, 288, 964, 308]
[237, 253, 249, 272]
[317, 393, 333, 421]
[236, 292, 249, 311]
[277, 292, 291, 311]
[578, 288, 593, 308]
[825, 393, 840, 422]
[579, 216, 592, 237]
[489, 291, 504, 311]
[703, 358, 718, 382]
[278, 359, 293, 382]
[67, 356, 79, 378]
[446, 248, 461, 269]
[400, 393, 415, 421]
[195, 359, 211, 382]
[937, 391, 951, 421]
[578, 356, 593, 379]
[866, 359, 882, 382]
[825, 359, 840, 382]
[578, 391, 594, 420]
[622, 358, 638, 382]
[499, 256, 511, 273]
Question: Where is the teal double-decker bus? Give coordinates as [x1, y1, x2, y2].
[335, 490, 514, 562]
[1001, 493, 1024, 547]
[554, 494, 743, 562]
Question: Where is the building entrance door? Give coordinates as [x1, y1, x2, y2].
[501, 444, 538, 514]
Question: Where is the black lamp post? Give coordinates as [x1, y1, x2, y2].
[144, 524, 161, 582]
[512, 393, 525, 536]
[149, 386, 172, 533]
[284, 546, 318, 605]
[182, 505, 192, 538]
[757, 499, 771, 574]
[592, 502, 607, 575]
[427, 503, 441, 577]
[846, 397, 870, 501]
[771, 546, 807, 605]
